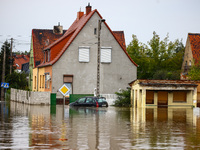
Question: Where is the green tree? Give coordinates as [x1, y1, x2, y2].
[5, 72, 28, 90]
[114, 89, 131, 107]
[187, 62, 200, 80]
[0, 41, 13, 81]
[127, 32, 185, 79]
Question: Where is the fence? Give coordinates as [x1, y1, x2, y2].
[10, 88, 51, 105]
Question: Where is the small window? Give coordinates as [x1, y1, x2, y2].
[79, 47, 90, 62]
[189, 60, 192, 66]
[94, 28, 97, 35]
[101, 47, 112, 63]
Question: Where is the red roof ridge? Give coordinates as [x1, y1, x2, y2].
[39, 9, 137, 67]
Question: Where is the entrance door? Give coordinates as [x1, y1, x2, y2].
[157, 91, 168, 107]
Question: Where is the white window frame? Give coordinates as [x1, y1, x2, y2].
[101, 47, 112, 63]
[79, 46, 90, 62]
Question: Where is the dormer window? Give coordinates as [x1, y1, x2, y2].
[189, 60, 192, 66]
[44, 49, 50, 62]
[185, 61, 187, 66]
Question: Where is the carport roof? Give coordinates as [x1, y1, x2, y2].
[129, 79, 198, 87]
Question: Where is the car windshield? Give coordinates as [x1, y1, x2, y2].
[97, 97, 106, 103]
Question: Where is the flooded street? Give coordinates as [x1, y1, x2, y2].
[1, 101, 200, 149]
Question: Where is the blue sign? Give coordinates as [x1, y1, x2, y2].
[1, 82, 4, 87]
[1, 82, 9, 88]
[4, 83, 9, 88]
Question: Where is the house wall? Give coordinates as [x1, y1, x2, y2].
[52, 12, 137, 98]
[181, 37, 193, 74]
[29, 37, 34, 90]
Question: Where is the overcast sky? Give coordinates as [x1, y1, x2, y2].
[0, 0, 200, 52]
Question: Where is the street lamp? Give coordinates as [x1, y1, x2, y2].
[96, 19, 105, 97]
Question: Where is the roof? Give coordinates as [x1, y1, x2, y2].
[129, 79, 198, 87]
[13, 54, 30, 70]
[32, 29, 66, 67]
[188, 33, 200, 64]
[38, 8, 137, 67]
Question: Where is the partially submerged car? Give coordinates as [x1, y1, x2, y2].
[69, 96, 108, 107]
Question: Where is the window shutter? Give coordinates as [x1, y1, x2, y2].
[79, 47, 90, 62]
[101, 48, 111, 63]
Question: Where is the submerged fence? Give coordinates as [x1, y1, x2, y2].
[10, 88, 51, 105]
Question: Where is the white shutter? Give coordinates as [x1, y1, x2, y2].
[101, 48, 111, 63]
[79, 47, 90, 62]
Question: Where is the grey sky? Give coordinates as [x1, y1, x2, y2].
[0, 0, 200, 52]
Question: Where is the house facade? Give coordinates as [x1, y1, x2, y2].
[28, 26, 66, 90]
[181, 33, 200, 79]
[181, 33, 200, 106]
[32, 4, 137, 99]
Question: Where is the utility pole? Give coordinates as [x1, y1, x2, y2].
[10, 38, 13, 74]
[1, 45, 6, 100]
[96, 19, 105, 97]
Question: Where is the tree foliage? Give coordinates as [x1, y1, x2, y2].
[6, 72, 28, 90]
[114, 89, 131, 107]
[187, 61, 200, 80]
[127, 32, 185, 79]
[0, 41, 28, 91]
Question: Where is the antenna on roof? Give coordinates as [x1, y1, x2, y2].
[88, 2, 90, 6]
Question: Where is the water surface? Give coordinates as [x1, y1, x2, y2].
[1, 101, 200, 149]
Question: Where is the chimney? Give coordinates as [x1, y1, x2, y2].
[53, 22, 63, 34]
[77, 10, 84, 20]
[86, 3, 92, 15]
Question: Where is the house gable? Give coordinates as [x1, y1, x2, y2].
[38, 7, 137, 67]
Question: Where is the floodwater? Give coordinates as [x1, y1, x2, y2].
[1, 101, 200, 149]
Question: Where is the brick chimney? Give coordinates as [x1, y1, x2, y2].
[86, 3, 92, 15]
[53, 22, 63, 34]
[77, 10, 84, 20]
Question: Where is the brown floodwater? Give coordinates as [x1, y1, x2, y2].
[1, 101, 200, 149]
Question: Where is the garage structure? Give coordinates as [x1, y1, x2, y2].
[129, 80, 198, 108]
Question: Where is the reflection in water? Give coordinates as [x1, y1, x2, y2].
[1, 101, 200, 149]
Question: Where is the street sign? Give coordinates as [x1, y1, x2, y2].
[1, 82, 4, 87]
[59, 84, 70, 96]
[1, 82, 9, 88]
[4, 83, 9, 88]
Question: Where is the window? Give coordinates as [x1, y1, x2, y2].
[94, 28, 97, 35]
[101, 47, 112, 63]
[189, 60, 192, 66]
[63, 75, 73, 96]
[78, 98, 86, 103]
[45, 73, 50, 89]
[79, 47, 90, 62]
[86, 98, 93, 103]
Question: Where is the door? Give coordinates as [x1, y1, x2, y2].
[157, 91, 168, 107]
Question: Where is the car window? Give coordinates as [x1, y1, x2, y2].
[97, 98, 106, 102]
[77, 98, 86, 103]
[86, 98, 93, 103]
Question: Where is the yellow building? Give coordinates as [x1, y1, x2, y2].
[32, 66, 52, 92]
[129, 79, 198, 108]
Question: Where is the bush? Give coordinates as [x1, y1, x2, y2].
[114, 88, 131, 107]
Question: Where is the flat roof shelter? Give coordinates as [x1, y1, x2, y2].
[129, 80, 198, 108]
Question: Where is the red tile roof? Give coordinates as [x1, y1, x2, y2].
[13, 54, 30, 70]
[32, 29, 66, 67]
[188, 33, 200, 64]
[38, 8, 137, 67]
